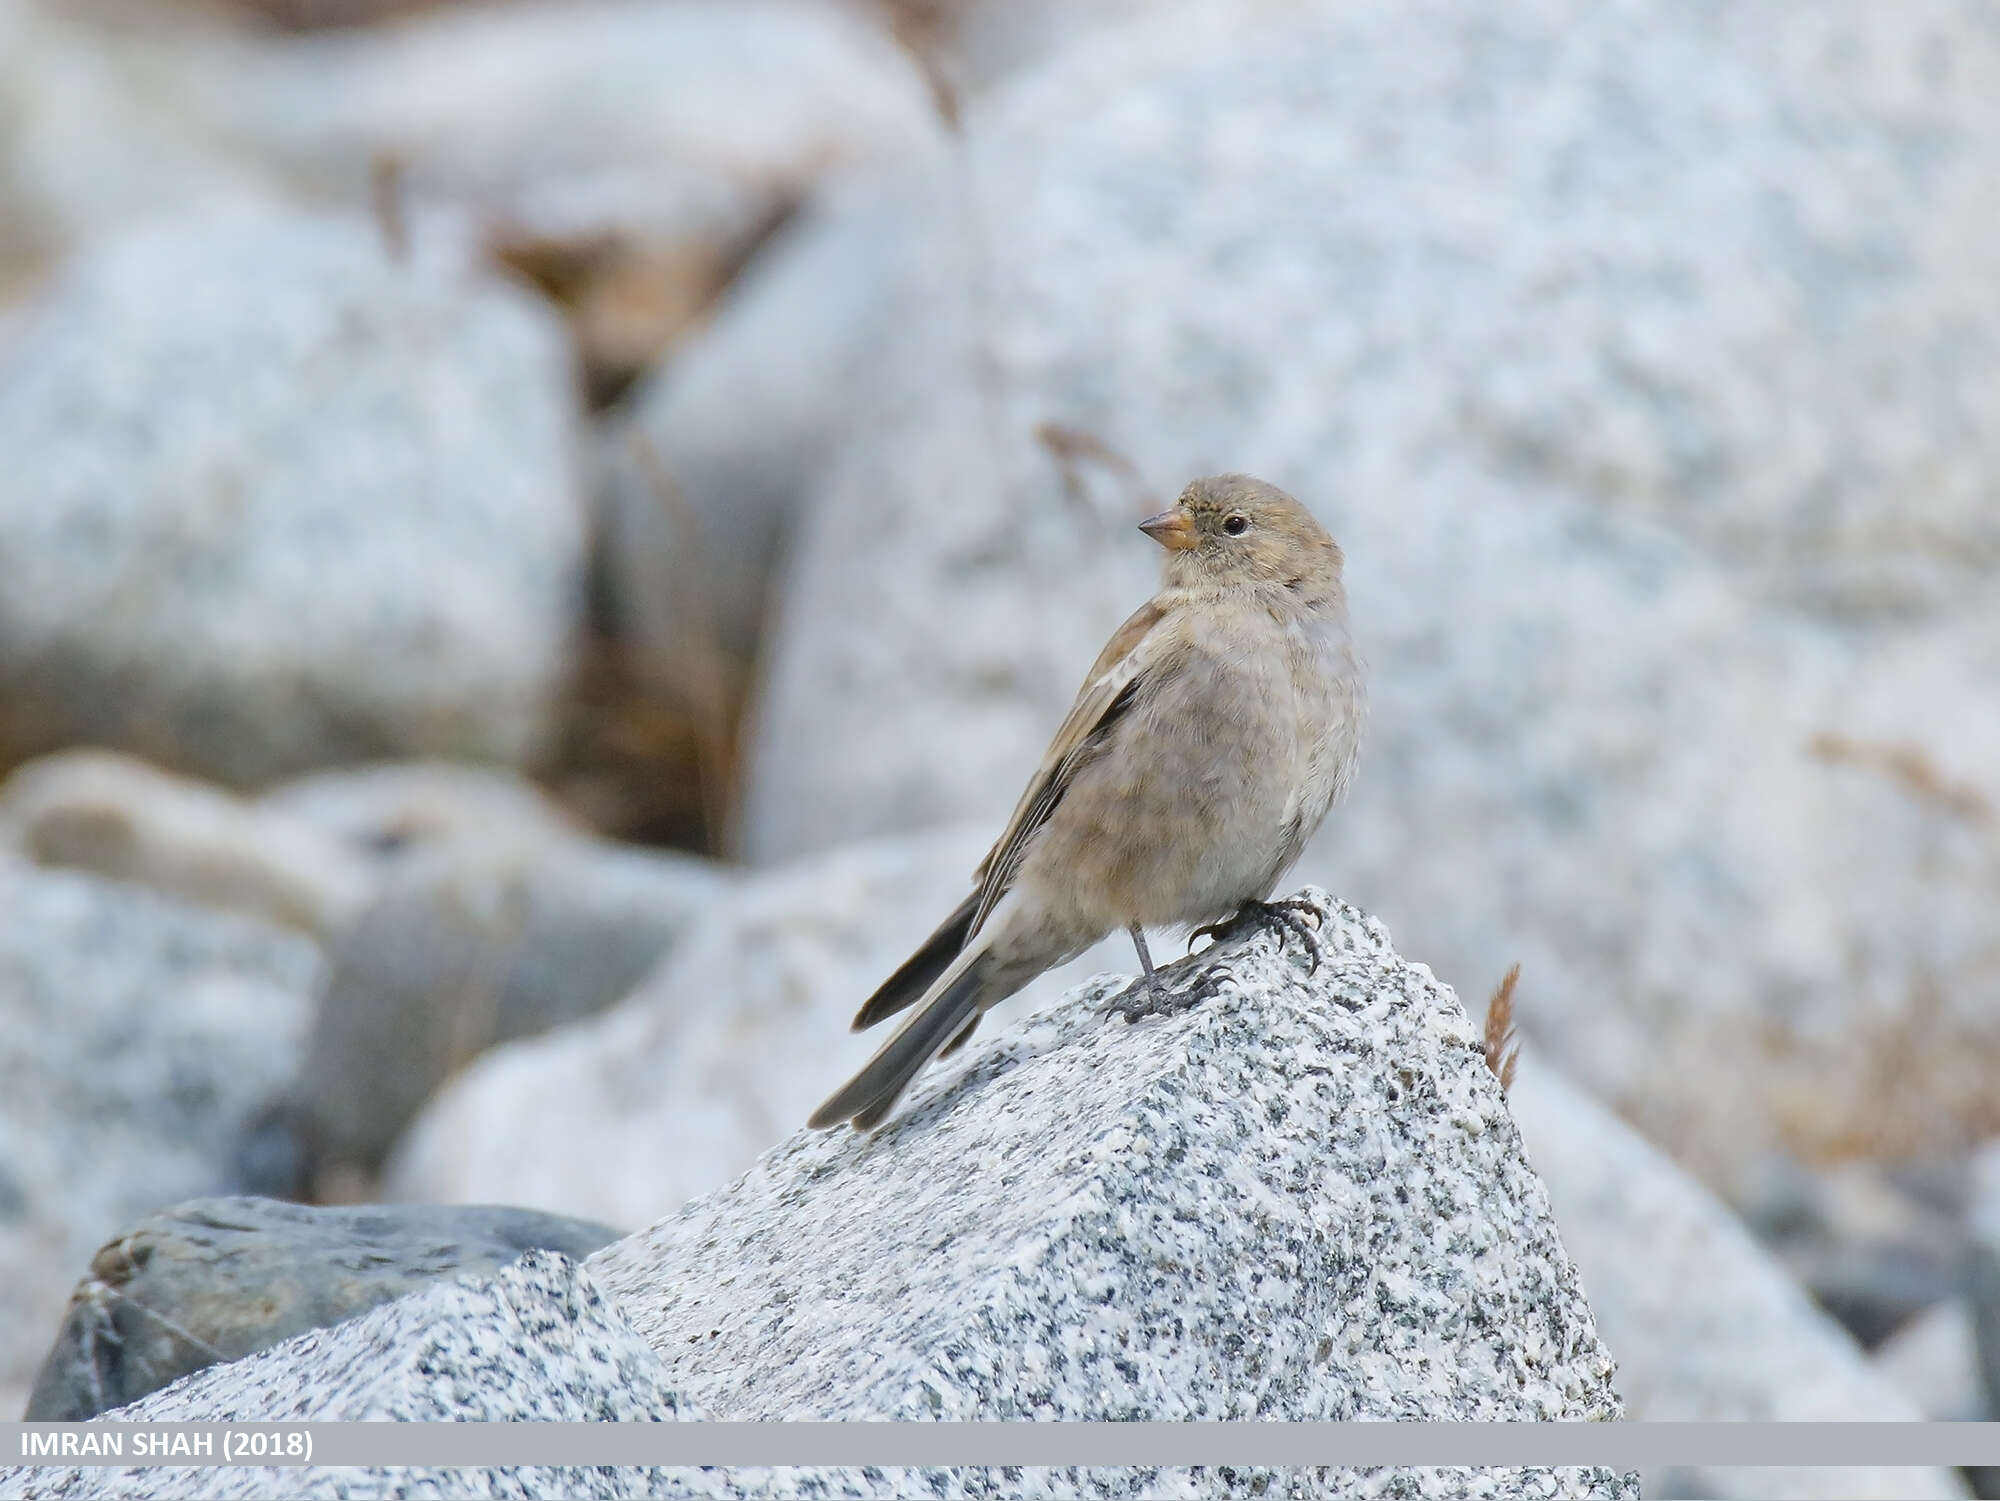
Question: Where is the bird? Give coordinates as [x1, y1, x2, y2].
[807, 473, 1365, 1132]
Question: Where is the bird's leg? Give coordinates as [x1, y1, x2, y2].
[1111, 921, 1233, 1021]
[1110, 923, 1175, 1020]
[1112, 923, 1158, 1011]
[1189, 897, 1329, 974]
[1128, 923, 1157, 983]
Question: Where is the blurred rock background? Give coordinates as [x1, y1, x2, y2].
[1, 0, 1996, 1493]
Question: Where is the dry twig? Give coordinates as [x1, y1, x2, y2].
[370, 151, 409, 263]
[1807, 732, 1994, 824]
[877, 0, 963, 133]
[1034, 420, 1154, 517]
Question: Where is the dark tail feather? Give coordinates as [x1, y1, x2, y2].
[936, 1013, 981, 1059]
[809, 954, 992, 1131]
[851, 890, 980, 1031]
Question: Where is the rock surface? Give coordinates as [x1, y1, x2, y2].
[0, 861, 319, 1417]
[245, 831, 728, 1198]
[1509, 1060, 1965, 1501]
[25, 1196, 621, 1421]
[0, 750, 373, 937]
[1972, 1140, 2000, 1426]
[0, 1, 284, 273]
[217, 0, 941, 392]
[596, 174, 930, 670]
[1740, 1153, 1974, 1349]
[1, 1253, 722, 1500]
[0, 0, 936, 278]
[258, 759, 584, 863]
[592, 892, 1623, 1442]
[9, 894, 1632, 1501]
[0, 210, 584, 786]
[224, 0, 935, 249]
[719, 0, 2000, 1189]
[384, 825, 1122, 1228]
[1873, 1297, 1986, 1423]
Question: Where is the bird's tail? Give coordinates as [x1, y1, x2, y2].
[850, 890, 979, 1030]
[808, 947, 996, 1132]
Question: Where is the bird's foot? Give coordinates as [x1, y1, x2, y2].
[1107, 963, 1231, 1022]
[1189, 897, 1329, 974]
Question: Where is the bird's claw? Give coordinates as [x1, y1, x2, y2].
[1108, 965, 1233, 1022]
[1187, 918, 1230, 950]
[1188, 898, 1329, 974]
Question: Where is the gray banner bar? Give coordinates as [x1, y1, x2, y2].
[8, 1422, 2000, 1469]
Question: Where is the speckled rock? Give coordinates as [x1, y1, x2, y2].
[0, 861, 318, 1419]
[591, 893, 1624, 1441]
[0, 750, 373, 938]
[1509, 1060, 1965, 1501]
[383, 825, 1125, 1228]
[0, 210, 584, 785]
[0, 1252, 726, 1500]
[25, 1197, 622, 1422]
[244, 831, 729, 1199]
[6, 1256, 1621, 1501]
[725, 0, 2000, 1191]
[8, 895, 1632, 1501]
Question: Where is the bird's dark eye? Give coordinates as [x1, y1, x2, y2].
[1223, 514, 1249, 536]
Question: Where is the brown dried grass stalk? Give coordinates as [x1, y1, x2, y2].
[1484, 963, 1521, 1094]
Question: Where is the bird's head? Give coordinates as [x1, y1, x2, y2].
[1140, 474, 1344, 593]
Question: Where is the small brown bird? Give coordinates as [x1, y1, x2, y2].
[808, 474, 1365, 1131]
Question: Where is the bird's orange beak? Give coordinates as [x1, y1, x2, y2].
[1139, 508, 1199, 551]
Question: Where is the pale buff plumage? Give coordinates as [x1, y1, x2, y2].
[808, 474, 1365, 1131]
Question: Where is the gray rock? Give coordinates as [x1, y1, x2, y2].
[0, 1, 284, 271]
[1972, 1140, 2000, 1425]
[584, 890, 1629, 1500]
[0, 749, 374, 938]
[247, 832, 729, 1199]
[596, 175, 927, 670]
[722, 0, 2000, 1191]
[1738, 1153, 1974, 1349]
[0, 210, 584, 786]
[1509, 1060, 1965, 1500]
[384, 825, 1125, 1228]
[919, 0, 1196, 92]
[9, 894, 1633, 1501]
[0, 0, 934, 277]
[219, 0, 941, 394]
[589, 895, 1622, 1422]
[1873, 1297, 1986, 1423]
[222, 0, 937, 252]
[0, 861, 318, 1416]
[0, 1252, 726, 1500]
[25, 1196, 621, 1422]
[258, 759, 584, 865]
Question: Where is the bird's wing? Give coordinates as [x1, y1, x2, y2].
[966, 595, 1176, 936]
